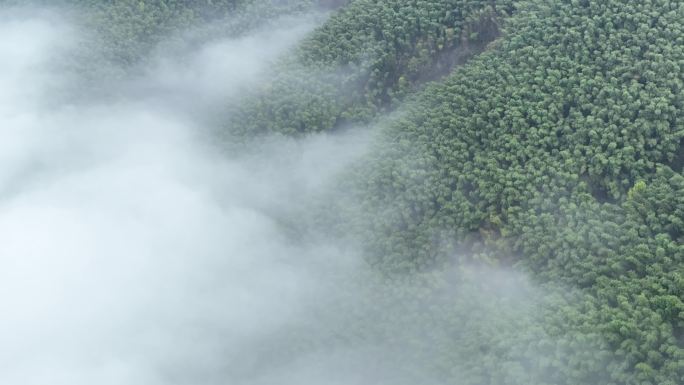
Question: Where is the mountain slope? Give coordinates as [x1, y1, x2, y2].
[11, 0, 683, 383]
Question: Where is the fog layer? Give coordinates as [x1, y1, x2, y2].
[0, 8, 365, 385]
[0, 5, 564, 385]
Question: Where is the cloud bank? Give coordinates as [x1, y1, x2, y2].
[0, 7, 367, 385]
[0, 5, 576, 385]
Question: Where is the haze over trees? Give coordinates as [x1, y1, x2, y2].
[1, 0, 683, 384]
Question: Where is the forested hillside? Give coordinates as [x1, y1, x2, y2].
[350, 1, 684, 383]
[229, 0, 516, 136]
[8, 0, 684, 384]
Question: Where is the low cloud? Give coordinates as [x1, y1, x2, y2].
[0, 7, 361, 385]
[0, 4, 592, 385]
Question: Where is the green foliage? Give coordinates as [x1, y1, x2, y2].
[48, 0, 317, 86]
[225, 1, 684, 381]
[343, 0, 684, 383]
[17, 0, 684, 383]
[228, 0, 516, 136]
[63, 0, 684, 382]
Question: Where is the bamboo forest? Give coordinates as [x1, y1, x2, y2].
[1, 0, 682, 384]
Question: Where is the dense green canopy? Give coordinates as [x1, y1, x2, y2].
[230, 0, 515, 136]
[24, 0, 684, 383]
[348, 1, 684, 383]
